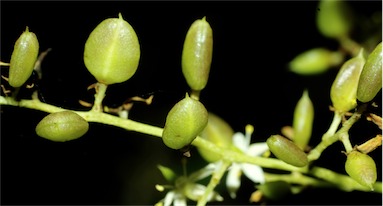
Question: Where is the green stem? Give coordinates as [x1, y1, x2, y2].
[11, 87, 21, 100]
[192, 137, 306, 172]
[338, 36, 362, 57]
[323, 112, 342, 141]
[339, 132, 353, 153]
[197, 160, 230, 206]
[1, 96, 382, 195]
[307, 112, 343, 161]
[310, 166, 382, 192]
[91, 82, 108, 112]
[0, 96, 305, 173]
[264, 172, 333, 188]
[190, 90, 201, 101]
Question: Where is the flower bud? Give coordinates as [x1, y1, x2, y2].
[357, 42, 382, 103]
[330, 50, 365, 113]
[157, 164, 176, 182]
[182, 17, 213, 91]
[197, 113, 234, 162]
[266, 135, 308, 167]
[293, 90, 314, 150]
[36, 111, 89, 142]
[162, 93, 208, 149]
[289, 48, 343, 75]
[84, 13, 140, 85]
[316, 0, 352, 39]
[9, 27, 39, 88]
[345, 151, 377, 190]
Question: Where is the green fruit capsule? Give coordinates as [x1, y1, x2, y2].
[292, 90, 314, 150]
[330, 50, 365, 113]
[162, 93, 208, 149]
[357, 42, 382, 103]
[266, 135, 308, 167]
[36, 111, 89, 142]
[345, 151, 377, 190]
[316, 0, 352, 39]
[289, 48, 343, 75]
[182, 17, 213, 92]
[9, 27, 39, 88]
[256, 181, 291, 201]
[84, 13, 140, 85]
[197, 113, 234, 162]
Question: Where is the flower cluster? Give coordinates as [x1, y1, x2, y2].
[156, 124, 269, 205]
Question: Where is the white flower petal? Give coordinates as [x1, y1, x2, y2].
[247, 142, 268, 157]
[184, 183, 205, 201]
[163, 191, 175, 206]
[173, 193, 187, 206]
[233, 132, 248, 152]
[226, 163, 242, 198]
[189, 162, 218, 181]
[241, 163, 265, 184]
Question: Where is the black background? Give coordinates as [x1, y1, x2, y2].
[1, 1, 382, 205]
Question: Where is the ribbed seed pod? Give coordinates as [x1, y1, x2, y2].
[289, 48, 343, 75]
[316, 0, 352, 39]
[330, 50, 365, 113]
[36, 111, 89, 142]
[162, 93, 208, 149]
[266, 135, 308, 167]
[357, 42, 382, 103]
[182, 17, 213, 91]
[345, 151, 377, 190]
[292, 90, 314, 150]
[9, 27, 39, 88]
[84, 13, 140, 85]
[197, 113, 234, 162]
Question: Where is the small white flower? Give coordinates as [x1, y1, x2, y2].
[156, 163, 223, 206]
[226, 124, 268, 199]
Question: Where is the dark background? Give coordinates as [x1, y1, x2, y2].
[1, 1, 382, 205]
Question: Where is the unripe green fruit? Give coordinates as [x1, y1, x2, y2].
[36, 111, 89, 142]
[84, 13, 140, 85]
[345, 151, 377, 190]
[357, 42, 382, 103]
[316, 0, 352, 39]
[293, 90, 314, 150]
[182, 17, 213, 91]
[162, 93, 208, 149]
[197, 113, 234, 162]
[256, 181, 291, 201]
[266, 135, 308, 167]
[9, 27, 39, 88]
[330, 50, 365, 113]
[289, 48, 343, 75]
